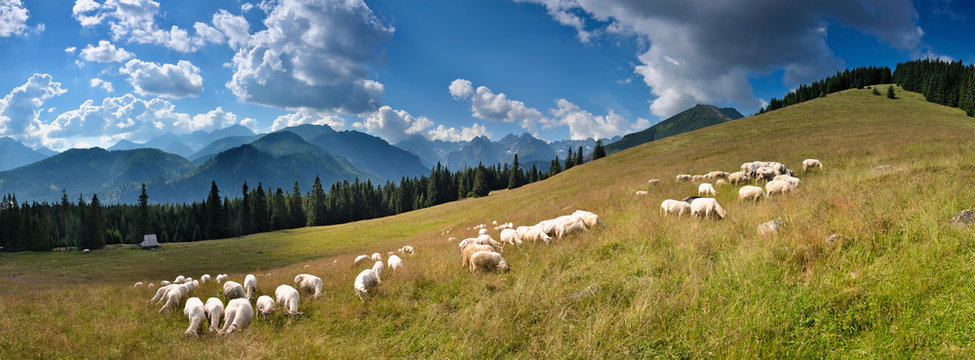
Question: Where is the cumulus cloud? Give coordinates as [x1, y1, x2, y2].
[549, 98, 629, 140]
[353, 105, 433, 143]
[449, 79, 547, 131]
[0, 74, 67, 143]
[90, 78, 114, 92]
[178, 106, 239, 133]
[270, 110, 345, 132]
[0, 0, 29, 37]
[226, 0, 393, 113]
[46, 94, 189, 142]
[71, 0, 221, 52]
[630, 117, 651, 131]
[211, 9, 249, 49]
[519, 0, 925, 116]
[193, 22, 224, 45]
[120, 59, 204, 98]
[65, 46, 77, 54]
[426, 123, 492, 142]
[79, 40, 133, 63]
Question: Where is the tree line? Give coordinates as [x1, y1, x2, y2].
[0, 149, 601, 252]
[759, 66, 893, 114]
[893, 59, 975, 117]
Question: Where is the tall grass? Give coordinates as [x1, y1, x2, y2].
[3, 86, 975, 358]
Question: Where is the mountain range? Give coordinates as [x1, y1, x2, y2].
[0, 103, 738, 203]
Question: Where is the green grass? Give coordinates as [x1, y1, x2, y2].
[4, 86, 975, 358]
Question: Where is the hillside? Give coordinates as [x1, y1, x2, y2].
[604, 104, 743, 155]
[0, 137, 53, 171]
[307, 130, 428, 180]
[4, 87, 975, 358]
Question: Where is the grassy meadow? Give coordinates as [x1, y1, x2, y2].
[3, 86, 975, 358]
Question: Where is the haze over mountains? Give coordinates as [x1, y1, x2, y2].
[0, 104, 741, 204]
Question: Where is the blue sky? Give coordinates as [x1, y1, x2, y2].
[0, 0, 970, 151]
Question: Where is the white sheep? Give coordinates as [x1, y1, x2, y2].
[660, 199, 691, 217]
[691, 175, 705, 183]
[148, 283, 155, 289]
[223, 281, 245, 300]
[387, 255, 404, 272]
[200, 274, 211, 284]
[715, 179, 729, 187]
[243, 274, 257, 300]
[354, 254, 370, 266]
[219, 298, 253, 336]
[183, 297, 206, 337]
[462, 243, 497, 269]
[371, 252, 383, 262]
[447, 237, 457, 242]
[255, 295, 276, 320]
[160, 283, 192, 313]
[133, 281, 143, 288]
[572, 210, 605, 229]
[457, 238, 476, 248]
[500, 228, 522, 247]
[372, 261, 385, 281]
[294, 274, 323, 299]
[635, 190, 649, 196]
[765, 180, 795, 197]
[690, 197, 727, 220]
[149, 284, 177, 304]
[704, 171, 729, 180]
[802, 159, 823, 172]
[204, 297, 224, 333]
[174, 275, 185, 284]
[676, 174, 692, 183]
[275, 285, 301, 316]
[648, 179, 660, 186]
[728, 171, 749, 184]
[773, 174, 803, 188]
[478, 228, 489, 235]
[698, 183, 717, 196]
[557, 217, 588, 239]
[399, 245, 415, 255]
[470, 251, 510, 273]
[522, 225, 552, 244]
[160, 280, 171, 286]
[215, 274, 228, 284]
[354, 269, 380, 302]
[738, 185, 766, 202]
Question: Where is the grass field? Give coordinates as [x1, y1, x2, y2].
[4, 86, 975, 358]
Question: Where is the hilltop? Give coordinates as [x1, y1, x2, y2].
[2, 87, 975, 358]
[603, 104, 743, 155]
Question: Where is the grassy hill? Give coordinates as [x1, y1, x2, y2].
[604, 103, 743, 155]
[3, 86, 975, 358]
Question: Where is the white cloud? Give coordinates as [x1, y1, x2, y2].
[65, 46, 77, 54]
[193, 22, 224, 45]
[79, 40, 133, 63]
[120, 59, 204, 98]
[630, 117, 651, 131]
[226, 0, 393, 113]
[44, 94, 191, 146]
[0, 0, 29, 37]
[0, 74, 67, 144]
[449, 79, 547, 131]
[71, 0, 220, 52]
[90, 78, 114, 92]
[241, 3, 255, 12]
[449, 79, 473, 99]
[270, 110, 345, 132]
[178, 106, 238, 133]
[426, 123, 491, 142]
[240, 117, 257, 130]
[549, 98, 629, 140]
[519, 0, 925, 117]
[353, 105, 433, 143]
[212, 9, 249, 49]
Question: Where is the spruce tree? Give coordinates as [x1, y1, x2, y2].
[206, 181, 224, 239]
[252, 183, 269, 232]
[508, 154, 524, 189]
[309, 176, 327, 226]
[137, 183, 150, 236]
[472, 164, 490, 197]
[84, 194, 105, 250]
[271, 188, 287, 230]
[576, 146, 583, 165]
[887, 85, 896, 99]
[240, 182, 252, 234]
[592, 140, 606, 160]
[290, 182, 306, 228]
[565, 148, 574, 170]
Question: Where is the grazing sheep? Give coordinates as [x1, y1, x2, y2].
[802, 159, 823, 172]
[243, 274, 258, 300]
[558, 217, 588, 239]
[160, 284, 191, 313]
[275, 285, 302, 316]
[471, 234, 503, 250]
[690, 197, 727, 220]
[204, 297, 224, 333]
[134, 281, 143, 288]
[387, 255, 404, 272]
[371, 253, 383, 262]
[572, 210, 606, 229]
[148, 283, 155, 289]
[765, 180, 795, 197]
[773, 174, 802, 188]
[354, 255, 370, 266]
[728, 171, 749, 184]
[256, 296, 276, 320]
[457, 238, 476, 248]
[500, 228, 522, 247]
[522, 226, 552, 244]
[715, 179, 729, 187]
[354, 269, 380, 302]
[293, 274, 323, 298]
[660, 199, 691, 217]
[462, 243, 497, 269]
[738, 185, 766, 202]
[478, 228, 489, 235]
[149, 284, 177, 304]
[447, 237, 457, 242]
[372, 261, 385, 281]
[215, 274, 228, 284]
[676, 174, 692, 183]
[635, 190, 649, 196]
[82, 248, 90, 253]
[470, 251, 510, 273]
[223, 281, 245, 300]
[691, 175, 705, 183]
[200, 274, 211, 284]
[648, 179, 660, 186]
[174, 275, 185, 284]
[698, 183, 717, 196]
[758, 219, 785, 236]
[704, 171, 729, 180]
[399, 246, 415, 255]
[219, 298, 253, 336]
[160, 280, 171, 286]
[183, 297, 206, 337]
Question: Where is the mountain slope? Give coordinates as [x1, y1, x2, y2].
[446, 135, 506, 169]
[189, 134, 260, 163]
[395, 134, 466, 168]
[603, 104, 743, 155]
[0, 137, 53, 171]
[496, 133, 557, 162]
[308, 130, 428, 180]
[144, 133, 194, 158]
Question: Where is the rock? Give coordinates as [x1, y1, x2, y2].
[758, 218, 785, 236]
[950, 209, 975, 226]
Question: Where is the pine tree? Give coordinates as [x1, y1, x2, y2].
[252, 183, 269, 232]
[887, 85, 896, 99]
[206, 181, 224, 239]
[289, 182, 306, 228]
[240, 182, 252, 234]
[271, 188, 287, 230]
[472, 164, 489, 197]
[309, 176, 327, 226]
[592, 140, 606, 160]
[550, 156, 562, 175]
[576, 146, 583, 165]
[507, 154, 524, 189]
[565, 148, 574, 170]
[137, 183, 150, 236]
[83, 194, 105, 250]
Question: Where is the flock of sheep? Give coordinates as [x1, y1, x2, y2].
[133, 245, 416, 337]
[652, 159, 823, 220]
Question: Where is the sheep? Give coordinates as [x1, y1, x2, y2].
[572, 210, 606, 229]
[399, 246, 415, 255]
[204, 297, 224, 333]
[223, 281, 245, 300]
[478, 228, 489, 235]
[471, 234, 503, 250]
[500, 228, 522, 247]
[765, 180, 795, 197]
[148, 283, 155, 289]
[354, 255, 370, 266]
[470, 251, 510, 273]
[676, 174, 692, 183]
[160, 280, 171, 286]
[660, 199, 691, 217]
[160, 283, 192, 313]
[802, 159, 823, 172]
[184, 277, 193, 284]
[387, 255, 404, 272]
[243, 274, 258, 300]
[738, 185, 766, 202]
[219, 298, 253, 336]
[293, 274, 323, 299]
[200, 274, 211, 284]
[371, 253, 383, 262]
[447, 237, 457, 242]
[691, 175, 705, 183]
[149, 284, 177, 304]
[715, 179, 729, 187]
[372, 261, 385, 282]
[134, 281, 143, 288]
[728, 171, 749, 184]
[704, 171, 729, 180]
[522, 226, 552, 244]
[698, 183, 717, 196]
[457, 238, 476, 248]
[82, 248, 90, 253]
[558, 217, 588, 239]
[774, 174, 803, 188]
[354, 269, 380, 302]
[174, 275, 185, 284]
[183, 297, 206, 337]
[462, 243, 497, 269]
[635, 190, 649, 196]
[690, 197, 727, 220]
[648, 179, 660, 186]
[275, 285, 302, 316]
[255, 296, 276, 321]
[215, 274, 228, 284]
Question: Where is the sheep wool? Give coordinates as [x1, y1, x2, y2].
[243, 274, 258, 300]
[256, 296, 276, 320]
[183, 297, 206, 337]
[354, 269, 380, 302]
[387, 255, 404, 272]
[294, 274, 323, 299]
[204, 297, 224, 333]
[223, 281, 245, 300]
[470, 251, 510, 273]
[219, 298, 253, 336]
[275, 285, 301, 316]
[354, 255, 370, 266]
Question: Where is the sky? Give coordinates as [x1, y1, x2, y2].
[0, 0, 971, 151]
